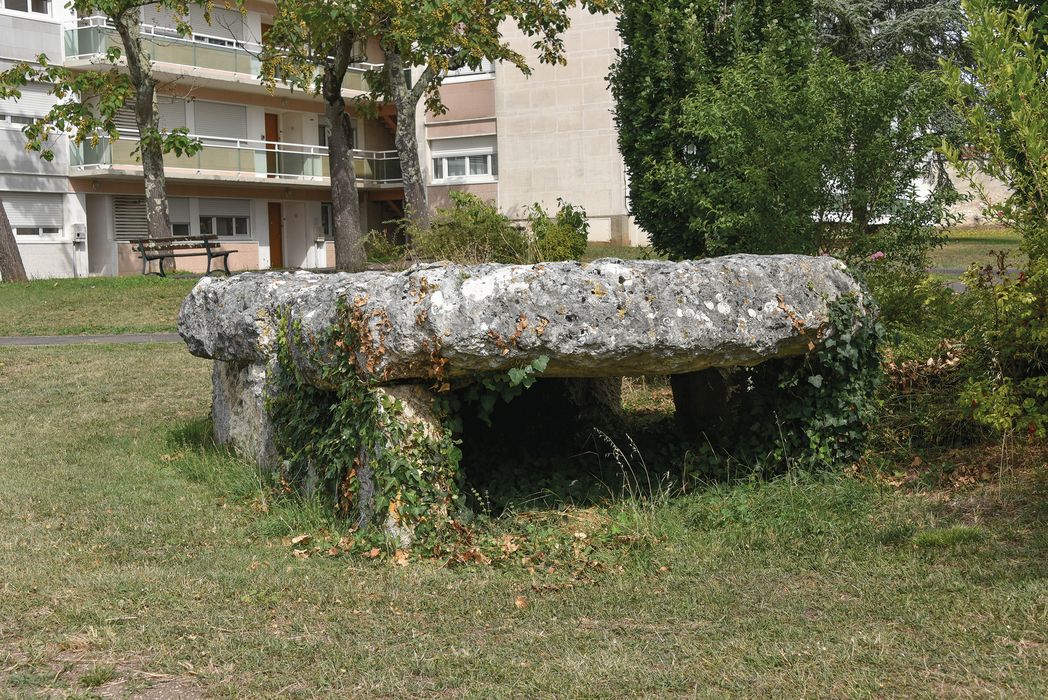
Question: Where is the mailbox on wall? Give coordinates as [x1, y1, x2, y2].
[73, 224, 87, 242]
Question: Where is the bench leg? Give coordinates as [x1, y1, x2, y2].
[205, 252, 214, 276]
[142, 256, 148, 276]
[157, 257, 167, 278]
[222, 253, 232, 275]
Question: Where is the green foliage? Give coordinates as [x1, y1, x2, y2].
[957, 257, 1048, 439]
[942, 0, 1048, 260]
[363, 229, 405, 264]
[409, 193, 592, 264]
[268, 308, 463, 545]
[445, 355, 550, 428]
[529, 200, 590, 262]
[726, 295, 884, 473]
[408, 191, 529, 264]
[873, 254, 1048, 452]
[611, 0, 961, 273]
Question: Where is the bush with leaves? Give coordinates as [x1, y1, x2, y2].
[529, 200, 590, 262]
[957, 256, 1048, 440]
[942, 0, 1048, 260]
[611, 0, 963, 279]
[408, 191, 529, 264]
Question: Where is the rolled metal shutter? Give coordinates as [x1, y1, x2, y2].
[0, 84, 56, 117]
[2, 193, 63, 227]
[193, 101, 247, 140]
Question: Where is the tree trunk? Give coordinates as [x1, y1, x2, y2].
[384, 51, 429, 229]
[114, 9, 171, 239]
[323, 37, 366, 272]
[0, 196, 29, 282]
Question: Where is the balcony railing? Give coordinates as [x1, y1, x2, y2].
[63, 17, 377, 92]
[70, 132, 402, 185]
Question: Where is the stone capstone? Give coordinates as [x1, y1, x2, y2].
[179, 254, 869, 385]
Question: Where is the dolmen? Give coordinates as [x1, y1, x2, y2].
[179, 255, 874, 543]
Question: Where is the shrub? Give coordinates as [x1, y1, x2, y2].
[529, 200, 589, 262]
[409, 191, 528, 264]
[957, 256, 1048, 440]
[873, 254, 1048, 451]
[364, 229, 405, 264]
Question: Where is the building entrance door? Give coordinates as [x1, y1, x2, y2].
[268, 202, 283, 269]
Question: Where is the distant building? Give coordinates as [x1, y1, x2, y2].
[421, 7, 647, 247]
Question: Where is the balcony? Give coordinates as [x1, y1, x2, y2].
[63, 17, 376, 93]
[69, 132, 402, 186]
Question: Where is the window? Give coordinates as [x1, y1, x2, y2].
[200, 216, 249, 238]
[446, 59, 495, 80]
[320, 203, 333, 240]
[1, 0, 50, 16]
[430, 136, 497, 184]
[14, 226, 59, 236]
[431, 153, 497, 183]
[0, 114, 36, 129]
[172, 222, 190, 237]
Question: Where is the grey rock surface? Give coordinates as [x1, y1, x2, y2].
[179, 255, 869, 384]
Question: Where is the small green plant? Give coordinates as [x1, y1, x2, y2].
[912, 526, 985, 548]
[79, 665, 117, 688]
[364, 229, 405, 264]
[528, 200, 590, 262]
[446, 355, 550, 428]
[409, 191, 529, 264]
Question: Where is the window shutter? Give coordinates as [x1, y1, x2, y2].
[2, 193, 63, 227]
[113, 197, 148, 240]
[194, 101, 247, 140]
[0, 83, 56, 118]
[199, 198, 249, 217]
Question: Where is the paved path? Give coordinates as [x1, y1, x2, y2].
[0, 333, 181, 347]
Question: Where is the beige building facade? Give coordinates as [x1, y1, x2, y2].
[420, 7, 648, 246]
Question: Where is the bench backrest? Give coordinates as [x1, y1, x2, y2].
[134, 236, 220, 252]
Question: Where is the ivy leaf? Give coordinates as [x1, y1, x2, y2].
[808, 374, 824, 388]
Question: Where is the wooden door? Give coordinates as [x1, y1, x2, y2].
[265, 113, 279, 177]
[268, 202, 283, 269]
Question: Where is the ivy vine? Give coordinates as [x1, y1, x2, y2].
[267, 304, 464, 547]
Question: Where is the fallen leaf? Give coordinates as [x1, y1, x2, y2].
[514, 596, 528, 609]
[393, 550, 409, 567]
[363, 547, 381, 559]
[292, 549, 310, 559]
[291, 534, 312, 546]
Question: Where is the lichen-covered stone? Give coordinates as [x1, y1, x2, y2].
[179, 255, 870, 385]
[211, 359, 276, 467]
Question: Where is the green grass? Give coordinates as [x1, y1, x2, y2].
[930, 226, 1025, 274]
[0, 344, 1045, 697]
[0, 275, 197, 336]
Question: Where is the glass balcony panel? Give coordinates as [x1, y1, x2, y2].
[148, 37, 197, 68]
[70, 133, 399, 184]
[198, 146, 243, 172]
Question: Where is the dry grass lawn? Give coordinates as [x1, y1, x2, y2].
[0, 343, 1045, 697]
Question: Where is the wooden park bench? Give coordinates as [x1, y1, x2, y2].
[134, 235, 237, 277]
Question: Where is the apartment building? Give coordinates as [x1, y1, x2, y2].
[423, 6, 646, 247]
[1, 0, 403, 279]
[2, 3, 642, 279]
